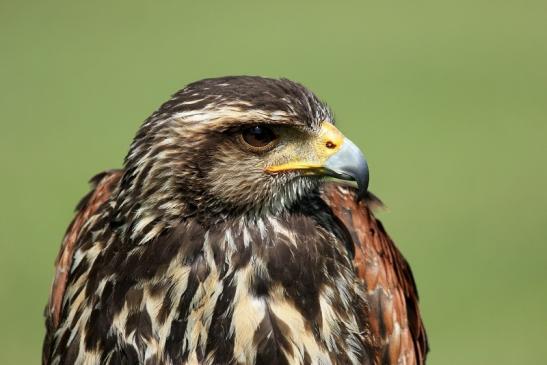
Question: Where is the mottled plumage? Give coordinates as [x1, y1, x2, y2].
[43, 76, 427, 364]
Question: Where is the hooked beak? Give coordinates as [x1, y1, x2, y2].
[265, 122, 369, 199]
[323, 137, 369, 199]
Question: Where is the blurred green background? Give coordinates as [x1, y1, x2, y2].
[1, 0, 546, 364]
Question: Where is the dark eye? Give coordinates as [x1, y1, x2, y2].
[241, 125, 278, 149]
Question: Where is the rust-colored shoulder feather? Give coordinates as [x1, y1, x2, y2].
[43, 170, 122, 362]
[321, 183, 429, 365]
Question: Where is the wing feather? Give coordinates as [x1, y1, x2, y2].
[43, 170, 122, 363]
[321, 183, 429, 365]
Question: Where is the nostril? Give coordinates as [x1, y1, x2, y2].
[326, 141, 336, 149]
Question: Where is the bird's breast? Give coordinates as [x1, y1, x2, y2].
[147, 214, 373, 364]
[57, 214, 373, 364]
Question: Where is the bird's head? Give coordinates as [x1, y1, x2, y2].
[119, 76, 368, 222]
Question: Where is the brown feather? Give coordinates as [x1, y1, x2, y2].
[43, 76, 427, 364]
[44, 170, 122, 347]
[321, 183, 429, 365]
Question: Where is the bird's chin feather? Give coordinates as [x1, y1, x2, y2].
[210, 175, 317, 219]
[264, 176, 319, 214]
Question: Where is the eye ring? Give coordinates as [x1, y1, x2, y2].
[238, 125, 278, 152]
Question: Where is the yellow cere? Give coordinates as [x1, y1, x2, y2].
[265, 121, 345, 173]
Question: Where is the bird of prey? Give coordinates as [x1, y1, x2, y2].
[43, 76, 428, 365]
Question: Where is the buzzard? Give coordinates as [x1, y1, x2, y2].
[43, 76, 428, 365]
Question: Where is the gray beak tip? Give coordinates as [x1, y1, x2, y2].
[324, 138, 369, 199]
